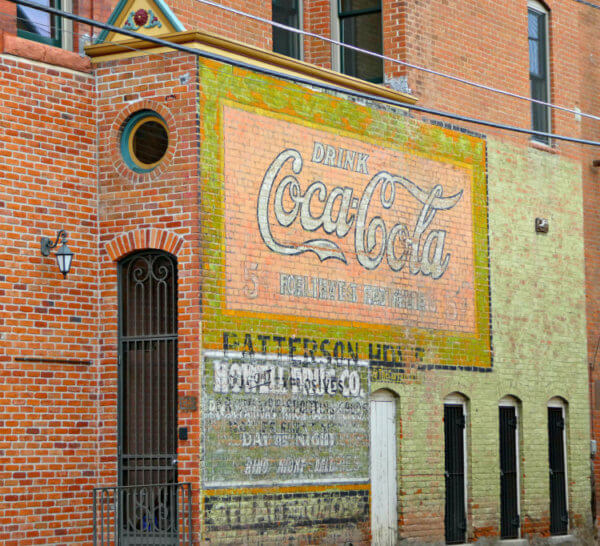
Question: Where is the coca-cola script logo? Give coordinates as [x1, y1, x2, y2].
[257, 148, 463, 279]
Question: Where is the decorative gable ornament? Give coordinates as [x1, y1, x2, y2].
[123, 9, 162, 31]
[95, 0, 185, 44]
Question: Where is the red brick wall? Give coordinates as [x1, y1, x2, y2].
[303, 0, 331, 69]
[0, 0, 15, 33]
[0, 55, 98, 543]
[95, 49, 202, 539]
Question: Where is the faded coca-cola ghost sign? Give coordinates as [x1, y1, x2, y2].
[223, 104, 477, 333]
[257, 147, 463, 279]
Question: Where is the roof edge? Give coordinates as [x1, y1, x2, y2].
[86, 30, 418, 106]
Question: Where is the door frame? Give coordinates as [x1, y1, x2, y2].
[369, 388, 398, 545]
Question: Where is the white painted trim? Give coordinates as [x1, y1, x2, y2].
[527, 0, 548, 11]
[371, 388, 396, 401]
[61, 0, 73, 51]
[445, 392, 467, 404]
[298, 0, 304, 61]
[548, 397, 566, 408]
[370, 390, 398, 544]
[546, 535, 577, 544]
[499, 395, 519, 407]
[329, 0, 340, 72]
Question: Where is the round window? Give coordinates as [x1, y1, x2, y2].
[121, 110, 169, 172]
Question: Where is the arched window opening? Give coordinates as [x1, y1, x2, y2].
[548, 397, 568, 536]
[499, 396, 522, 539]
[118, 250, 179, 488]
[444, 393, 468, 544]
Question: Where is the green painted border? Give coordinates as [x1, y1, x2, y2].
[95, 0, 186, 44]
[199, 59, 492, 370]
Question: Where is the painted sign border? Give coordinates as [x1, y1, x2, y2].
[199, 58, 492, 371]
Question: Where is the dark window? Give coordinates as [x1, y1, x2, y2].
[17, 0, 62, 48]
[120, 111, 170, 173]
[528, 5, 550, 143]
[132, 120, 169, 166]
[444, 404, 467, 544]
[499, 406, 520, 539]
[273, 0, 301, 59]
[548, 406, 568, 535]
[118, 251, 178, 488]
[338, 0, 383, 83]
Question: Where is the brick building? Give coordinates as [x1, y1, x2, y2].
[0, 0, 598, 544]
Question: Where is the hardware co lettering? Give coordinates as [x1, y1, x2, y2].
[257, 142, 464, 278]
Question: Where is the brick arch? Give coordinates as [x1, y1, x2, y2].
[105, 228, 185, 261]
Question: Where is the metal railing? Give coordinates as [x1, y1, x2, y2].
[93, 483, 192, 546]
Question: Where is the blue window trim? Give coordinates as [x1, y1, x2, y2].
[120, 111, 169, 174]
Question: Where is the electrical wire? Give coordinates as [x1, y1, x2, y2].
[193, 0, 600, 124]
[5, 0, 600, 148]
[573, 0, 600, 10]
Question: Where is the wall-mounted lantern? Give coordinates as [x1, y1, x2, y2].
[40, 229, 74, 278]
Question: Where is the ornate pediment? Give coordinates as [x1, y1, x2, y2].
[95, 0, 185, 44]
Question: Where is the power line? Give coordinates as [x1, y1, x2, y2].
[573, 0, 600, 10]
[193, 0, 600, 124]
[6, 0, 600, 148]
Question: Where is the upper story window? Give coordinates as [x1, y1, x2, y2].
[272, 0, 302, 60]
[332, 0, 383, 83]
[528, 0, 550, 144]
[17, 0, 72, 49]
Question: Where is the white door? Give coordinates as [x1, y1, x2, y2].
[370, 390, 398, 545]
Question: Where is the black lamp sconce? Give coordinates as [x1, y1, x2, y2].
[41, 229, 74, 278]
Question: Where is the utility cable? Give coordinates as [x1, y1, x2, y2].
[193, 0, 600, 123]
[6, 0, 600, 148]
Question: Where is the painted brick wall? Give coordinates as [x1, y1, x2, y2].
[196, 56, 590, 543]
[393, 138, 589, 541]
[0, 0, 597, 543]
[0, 55, 98, 543]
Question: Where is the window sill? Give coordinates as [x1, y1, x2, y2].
[0, 31, 91, 73]
[529, 139, 558, 154]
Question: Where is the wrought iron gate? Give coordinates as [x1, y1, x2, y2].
[118, 251, 179, 545]
[499, 406, 520, 539]
[93, 483, 192, 546]
[548, 407, 568, 535]
[444, 404, 466, 545]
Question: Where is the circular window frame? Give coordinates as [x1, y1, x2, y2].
[120, 110, 169, 173]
